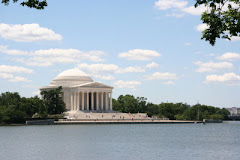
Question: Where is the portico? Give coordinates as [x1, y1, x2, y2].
[70, 87, 113, 111]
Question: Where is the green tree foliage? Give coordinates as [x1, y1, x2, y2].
[2, 0, 47, 9]
[113, 94, 230, 120]
[195, 0, 240, 45]
[0, 92, 44, 124]
[40, 86, 66, 115]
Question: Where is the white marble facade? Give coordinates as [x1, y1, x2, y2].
[40, 69, 113, 112]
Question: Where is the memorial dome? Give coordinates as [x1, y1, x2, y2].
[49, 68, 93, 87]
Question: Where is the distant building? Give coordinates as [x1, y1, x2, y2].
[225, 107, 240, 115]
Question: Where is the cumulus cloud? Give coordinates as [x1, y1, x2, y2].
[182, 5, 206, 15]
[0, 73, 14, 79]
[217, 52, 240, 61]
[0, 65, 33, 74]
[9, 76, 31, 82]
[184, 42, 191, 46]
[93, 75, 115, 80]
[230, 36, 240, 41]
[163, 80, 175, 85]
[205, 73, 240, 86]
[155, 0, 187, 10]
[154, 0, 206, 17]
[0, 23, 62, 42]
[155, 1, 239, 18]
[0, 46, 105, 67]
[194, 61, 233, 72]
[118, 49, 161, 61]
[145, 62, 159, 68]
[78, 63, 145, 74]
[146, 72, 178, 80]
[114, 80, 141, 90]
[77, 63, 145, 80]
[196, 24, 209, 32]
[0, 72, 31, 82]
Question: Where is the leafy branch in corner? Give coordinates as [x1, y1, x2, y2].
[195, 0, 240, 45]
[2, 0, 47, 9]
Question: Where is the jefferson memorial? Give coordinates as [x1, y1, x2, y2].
[40, 69, 113, 112]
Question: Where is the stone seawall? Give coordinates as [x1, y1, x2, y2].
[55, 119, 202, 125]
[26, 119, 54, 125]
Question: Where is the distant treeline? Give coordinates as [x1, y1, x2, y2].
[0, 91, 230, 124]
[113, 95, 230, 120]
[0, 87, 65, 124]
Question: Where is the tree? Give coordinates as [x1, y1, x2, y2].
[195, 0, 240, 45]
[40, 86, 66, 115]
[2, 0, 47, 9]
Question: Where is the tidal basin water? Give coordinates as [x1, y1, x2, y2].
[0, 122, 240, 160]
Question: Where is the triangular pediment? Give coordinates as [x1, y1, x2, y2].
[73, 82, 113, 88]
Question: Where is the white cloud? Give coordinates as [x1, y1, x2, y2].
[184, 42, 191, 46]
[9, 76, 31, 82]
[147, 72, 178, 80]
[0, 72, 31, 83]
[196, 24, 209, 32]
[163, 81, 175, 85]
[78, 63, 145, 74]
[155, 0, 207, 17]
[118, 49, 161, 61]
[230, 36, 240, 41]
[194, 61, 233, 72]
[155, 0, 188, 10]
[0, 23, 62, 42]
[217, 52, 240, 61]
[0, 73, 14, 79]
[114, 80, 141, 89]
[77, 63, 145, 80]
[121, 66, 145, 73]
[146, 62, 159, 69]
[93, 75, 115, 80]
[182, 5, 206, 15]
[155, 1, 239, 18]
[0, 46, 105, 67]
[0, 65, 33, 74]
[205, 73, 240, 86]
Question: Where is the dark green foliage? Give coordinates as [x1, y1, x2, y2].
[0, 88, 65, 124]
[113, 94, 230, 120]
[195, 0, 240, 45]
[40, 86, 66, 115]
[2, 0, 47, 9]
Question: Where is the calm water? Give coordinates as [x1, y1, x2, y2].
[0, 122, 240, 160]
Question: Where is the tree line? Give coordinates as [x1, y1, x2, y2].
[0, 87, 65, 124]
[0, 91, 231, 124]
[113, 94, 230, 121]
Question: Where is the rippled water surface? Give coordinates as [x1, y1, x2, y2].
[0, 122, 240, 160]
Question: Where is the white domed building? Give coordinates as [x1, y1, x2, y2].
[40, 68, 113, 112]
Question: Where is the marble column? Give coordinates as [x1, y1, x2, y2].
[71, 93, 73, 111]
[91, 92, 94, 110]
[74, 93, 77, 111]
[101, 92, 103, 110]
[77, 92, 80, 111]
[110, 92, 112, 111]
[87, 92, 89, 110]
[105, 92, 108, 110]
[96, 92, 99, 110]
[81, 92, 84, 110]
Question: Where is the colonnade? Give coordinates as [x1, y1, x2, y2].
[70, 91, 112, 111]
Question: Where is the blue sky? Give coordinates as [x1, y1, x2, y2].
[0, 0, 239, 108]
